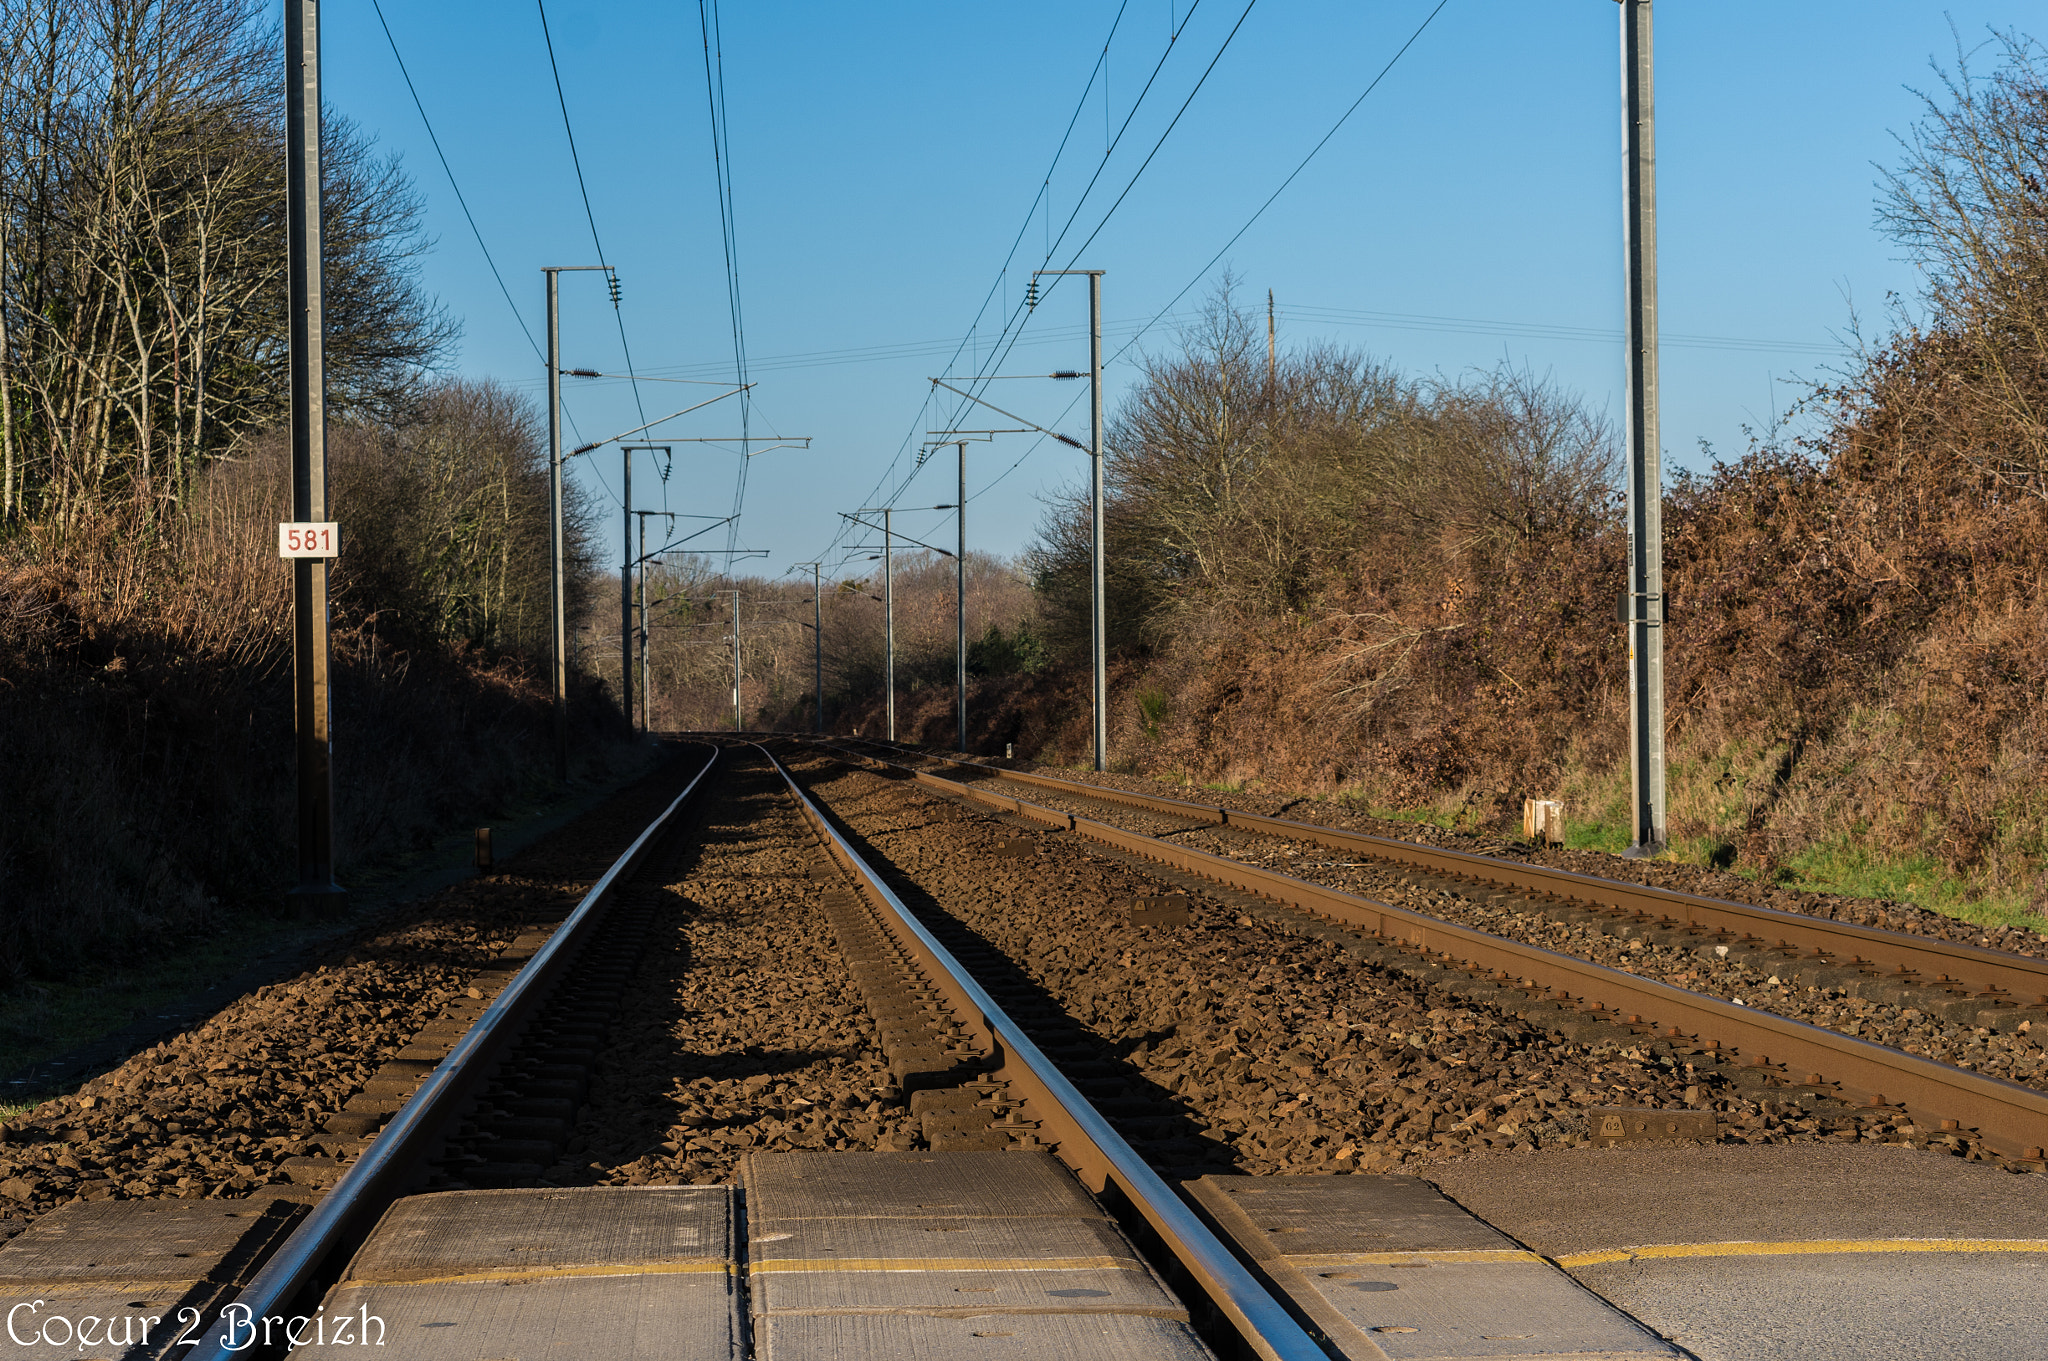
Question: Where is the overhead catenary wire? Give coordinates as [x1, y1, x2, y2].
[369, 0, 541, 363]
[815, 4, 1238, 566]
[536, 0, 652, 516]
[1102, 0, 1455, 372]
[972, 0, 1456, 506]
[818, 1, 1148, 559]
[698, 0, 756, 560]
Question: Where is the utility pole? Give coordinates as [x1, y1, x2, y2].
[1088, 271, 1106, 772]
[541, 264, 608, 781]
[1620, 0, 1666, 856]
[884, 508, 895, 742]
[638, 512, 651, 732]
[956, 441, 967, 753]
[731, 590, 742, 731]
[1267, 289, 1277, 396]
[620, 448, 632, 732]
[285, 0, 341, 907]
[811, 563, 823, 734]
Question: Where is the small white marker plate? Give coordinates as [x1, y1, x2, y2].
[278, 521, 340, 558]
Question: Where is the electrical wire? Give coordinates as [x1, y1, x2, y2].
[370, 0, 541, 362]
[1104, 0, 1453, 371]
[818, 2, 1142, 559]
[929, 0, 1252, 475]
[536, 0, 653, 497]
[698, 0, 755, 559]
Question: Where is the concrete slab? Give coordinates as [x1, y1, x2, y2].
[0, 1198, 303, 1286]
[0, 1281, 233, 1361]
[300, 1274, 739, 1360]
[744, 1151, 1102, 1222]
[1425, 1143, 2048, 1361]
[346, 1186, 731, 1281]
[1188, 1176, 1675, 1361]
[756, 1312, 1212, 1360]
[753, 1212, 1145, 1271]
[304, 1187, 742, 1361]
[745, 1153, 1213, 1359]
[1191, 1175, 1513, 1256]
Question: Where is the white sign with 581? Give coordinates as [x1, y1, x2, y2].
[278, 522, 340, 558]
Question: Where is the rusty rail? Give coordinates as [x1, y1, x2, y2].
[809, 739, 2048, 1165]
[824, 737, 2048, 1013]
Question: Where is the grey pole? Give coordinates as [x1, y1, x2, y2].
[732, 591, 742, 731]
[620, 448, 632, 733]
[956, 441, 968, 754]
[884, 508, 895, 742]
[813, 563, 824, 734]
[638, 513, 649, 733]
[1621, 0, 1666, 856]
[286, 0, 341, 906]
[544, 270, 567, 781]
[1089, 271, 1107, 773]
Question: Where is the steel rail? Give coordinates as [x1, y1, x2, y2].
[756, 742, 1329, 1361]
[812, 741, 2048, 1165]
[191, 744, 722, 1361]
[824, 738, 2048, 1010]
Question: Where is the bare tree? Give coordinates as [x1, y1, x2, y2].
[1876, 26, 2048, 497]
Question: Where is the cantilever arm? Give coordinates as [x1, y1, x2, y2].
[929, 379, 1086, 450]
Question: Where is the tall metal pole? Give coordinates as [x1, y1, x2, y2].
[1621, 0, 1666, 856]
[1088, 272, 1107, 773]
[732, 591, 742, 731]
[620, 448, 632, 733]
[813, 563, 824, 734]
[544, 270, 568, 781]
[286, 0, 341, 905]
[638, 513, 649, 733]
[956, 441, 967, 753]
[884, 508, 895, 742]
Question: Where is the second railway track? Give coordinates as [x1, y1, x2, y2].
[804, 735, 2048, 1169]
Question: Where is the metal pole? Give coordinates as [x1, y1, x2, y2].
[732, 591, 742, 731]
[286, 0, 341, 906]
[1621, 0, 1666, 856]
[545, 270, 567, 781]
[956, 441, 967, 754]
[620, 448, 632, 733]
[1089, 271, 1107, 773]
[813, 563, 824, 734]
[638, 513, 649, 733]
[884, 508, 895, 742]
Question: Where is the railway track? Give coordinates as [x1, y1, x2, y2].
[807, 736, 2048, 1169]
[1, 734, 2037, 1360]
[92, 739, 1321, 1360]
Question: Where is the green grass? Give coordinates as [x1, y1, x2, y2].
[1763, 839, 2039, 934]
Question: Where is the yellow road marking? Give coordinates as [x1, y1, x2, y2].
[750, 1256, 1137, 1274]
[1555, 1239, 2048, 1269]
[342, 1261, 734, 1287]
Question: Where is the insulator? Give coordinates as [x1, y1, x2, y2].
[1025, 279, 1039, 310]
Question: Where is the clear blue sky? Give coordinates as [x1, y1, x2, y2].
[321, 2, 2010, 580]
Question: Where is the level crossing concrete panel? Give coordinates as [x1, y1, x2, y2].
[1428, 1143, 2048, 1361]
[303, 1273, 740, 1361]
[0, 1196, 304, 1361]
[1188, 1175, 1676, 1361]
[744, 1150, 1103, 1222]
[745, 1152, 1212, 1360]
[300, 1186, 740, 1360]
[760, 1311, 1215, 1360]
[344, 1185, 731, 1281]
